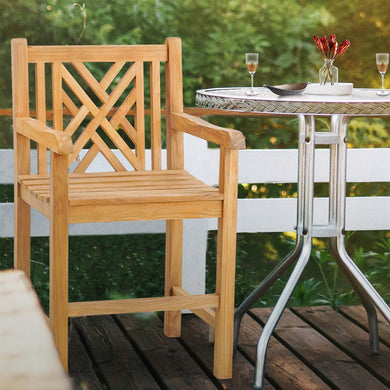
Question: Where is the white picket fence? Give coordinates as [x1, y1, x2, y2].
[1, 133, 390, 294]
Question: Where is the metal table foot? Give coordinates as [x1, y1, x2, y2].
[331, 236, 390, 322]
[254, 235, 312, 389]
[329, 237, 379, 352]
[233, 235, 303, 353]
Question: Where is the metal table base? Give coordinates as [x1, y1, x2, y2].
[232, 114, 390, 389]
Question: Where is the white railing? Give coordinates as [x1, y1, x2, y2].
[1, 134, 390, 294]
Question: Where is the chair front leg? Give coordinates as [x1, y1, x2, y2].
[213, 147, 239, 379]
[49, 153, 69, 370]
[14, 193, 31, 276]
[14, 133, 31, 276]
[164, 219, 183, 337]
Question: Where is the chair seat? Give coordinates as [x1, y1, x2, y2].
[19, 170, 224, 223]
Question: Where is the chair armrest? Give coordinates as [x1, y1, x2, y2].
[170, 112, 245, 150]
[15, 117, 73, 154]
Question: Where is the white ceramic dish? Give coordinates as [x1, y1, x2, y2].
[304, 82, 353, 95]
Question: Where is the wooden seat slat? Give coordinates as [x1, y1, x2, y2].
[20, 170, 209, 184]
[26, 184, 215, 195]
[24, 184, 212, 193]
[25, 185, 219, 195]
[22, 174, 205, 187]
[24, 176, 210, 187]
[20, 176, 198, 187]
[20, 172, 214, 192]
[18, 169, 190, 182]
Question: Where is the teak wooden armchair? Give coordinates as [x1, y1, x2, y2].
[11, 37, 245, 379]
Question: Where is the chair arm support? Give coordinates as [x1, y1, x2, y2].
[171, 112, 245, 150]
[15, 117, 73, 155]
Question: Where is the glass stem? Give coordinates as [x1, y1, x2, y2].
[250, 72, 254, 94]
[381, 72, 385, 91]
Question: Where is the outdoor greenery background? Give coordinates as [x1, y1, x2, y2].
[0, 0, 390, 311]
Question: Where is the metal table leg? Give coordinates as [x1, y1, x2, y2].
[329, 115, 379, 353]
[328, 115, 390, 343]
[253, 115, 316, 389]
[327, 115, 379, 352]
[233, 114, 308, 353]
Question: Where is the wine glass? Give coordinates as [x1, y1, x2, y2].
[245, 53, 259, 95]
[376, 53, 389, 96]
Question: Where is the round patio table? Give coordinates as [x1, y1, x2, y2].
[196, 86, 390, 389]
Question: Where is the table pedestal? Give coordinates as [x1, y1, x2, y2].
[232, 114, 390, 389]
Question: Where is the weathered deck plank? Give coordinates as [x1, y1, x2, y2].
[251, 307, 389, 390]
[73, 316, 160, 389]
[68, 323, 103, 390]
[180, 314, 274, 389]
[117, 313, 218, 390]
[293, 305, 390, 387]
[67, 306, 390, 390]
[240, 311, 332, 390]
[338, 304, 390, 346]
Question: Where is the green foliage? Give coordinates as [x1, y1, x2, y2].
[361, 237, 390, 301]
[0, 185, 14, 202]
[0, 238, 13, 270]
[67, 234, 165, 303]
[290, 278, 325, 306]
[348, 118, 390, 148]
[0, 235, 166, 312]
[0, 117, 13, 148]
[321, 0, 390, 89]
[0, 0, 52, 108]
[0, 0, 331, 109]
[1, 1, 390, 310]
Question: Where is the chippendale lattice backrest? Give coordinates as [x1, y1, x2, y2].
[20, 38, 183, 174]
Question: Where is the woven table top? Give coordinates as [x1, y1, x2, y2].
[196, 87, 390, 116]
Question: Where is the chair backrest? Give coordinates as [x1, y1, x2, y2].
[11, 37, 184, 175]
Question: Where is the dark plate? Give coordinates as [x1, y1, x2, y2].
[263, 83, 308, 96]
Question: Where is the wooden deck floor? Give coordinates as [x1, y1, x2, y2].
[68, 305, 390, 390]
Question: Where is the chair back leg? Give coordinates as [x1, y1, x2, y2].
[12, 38, 31, 277]
[164, 219, 183, 337]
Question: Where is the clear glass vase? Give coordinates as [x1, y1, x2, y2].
[319, 59, 338, 85]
